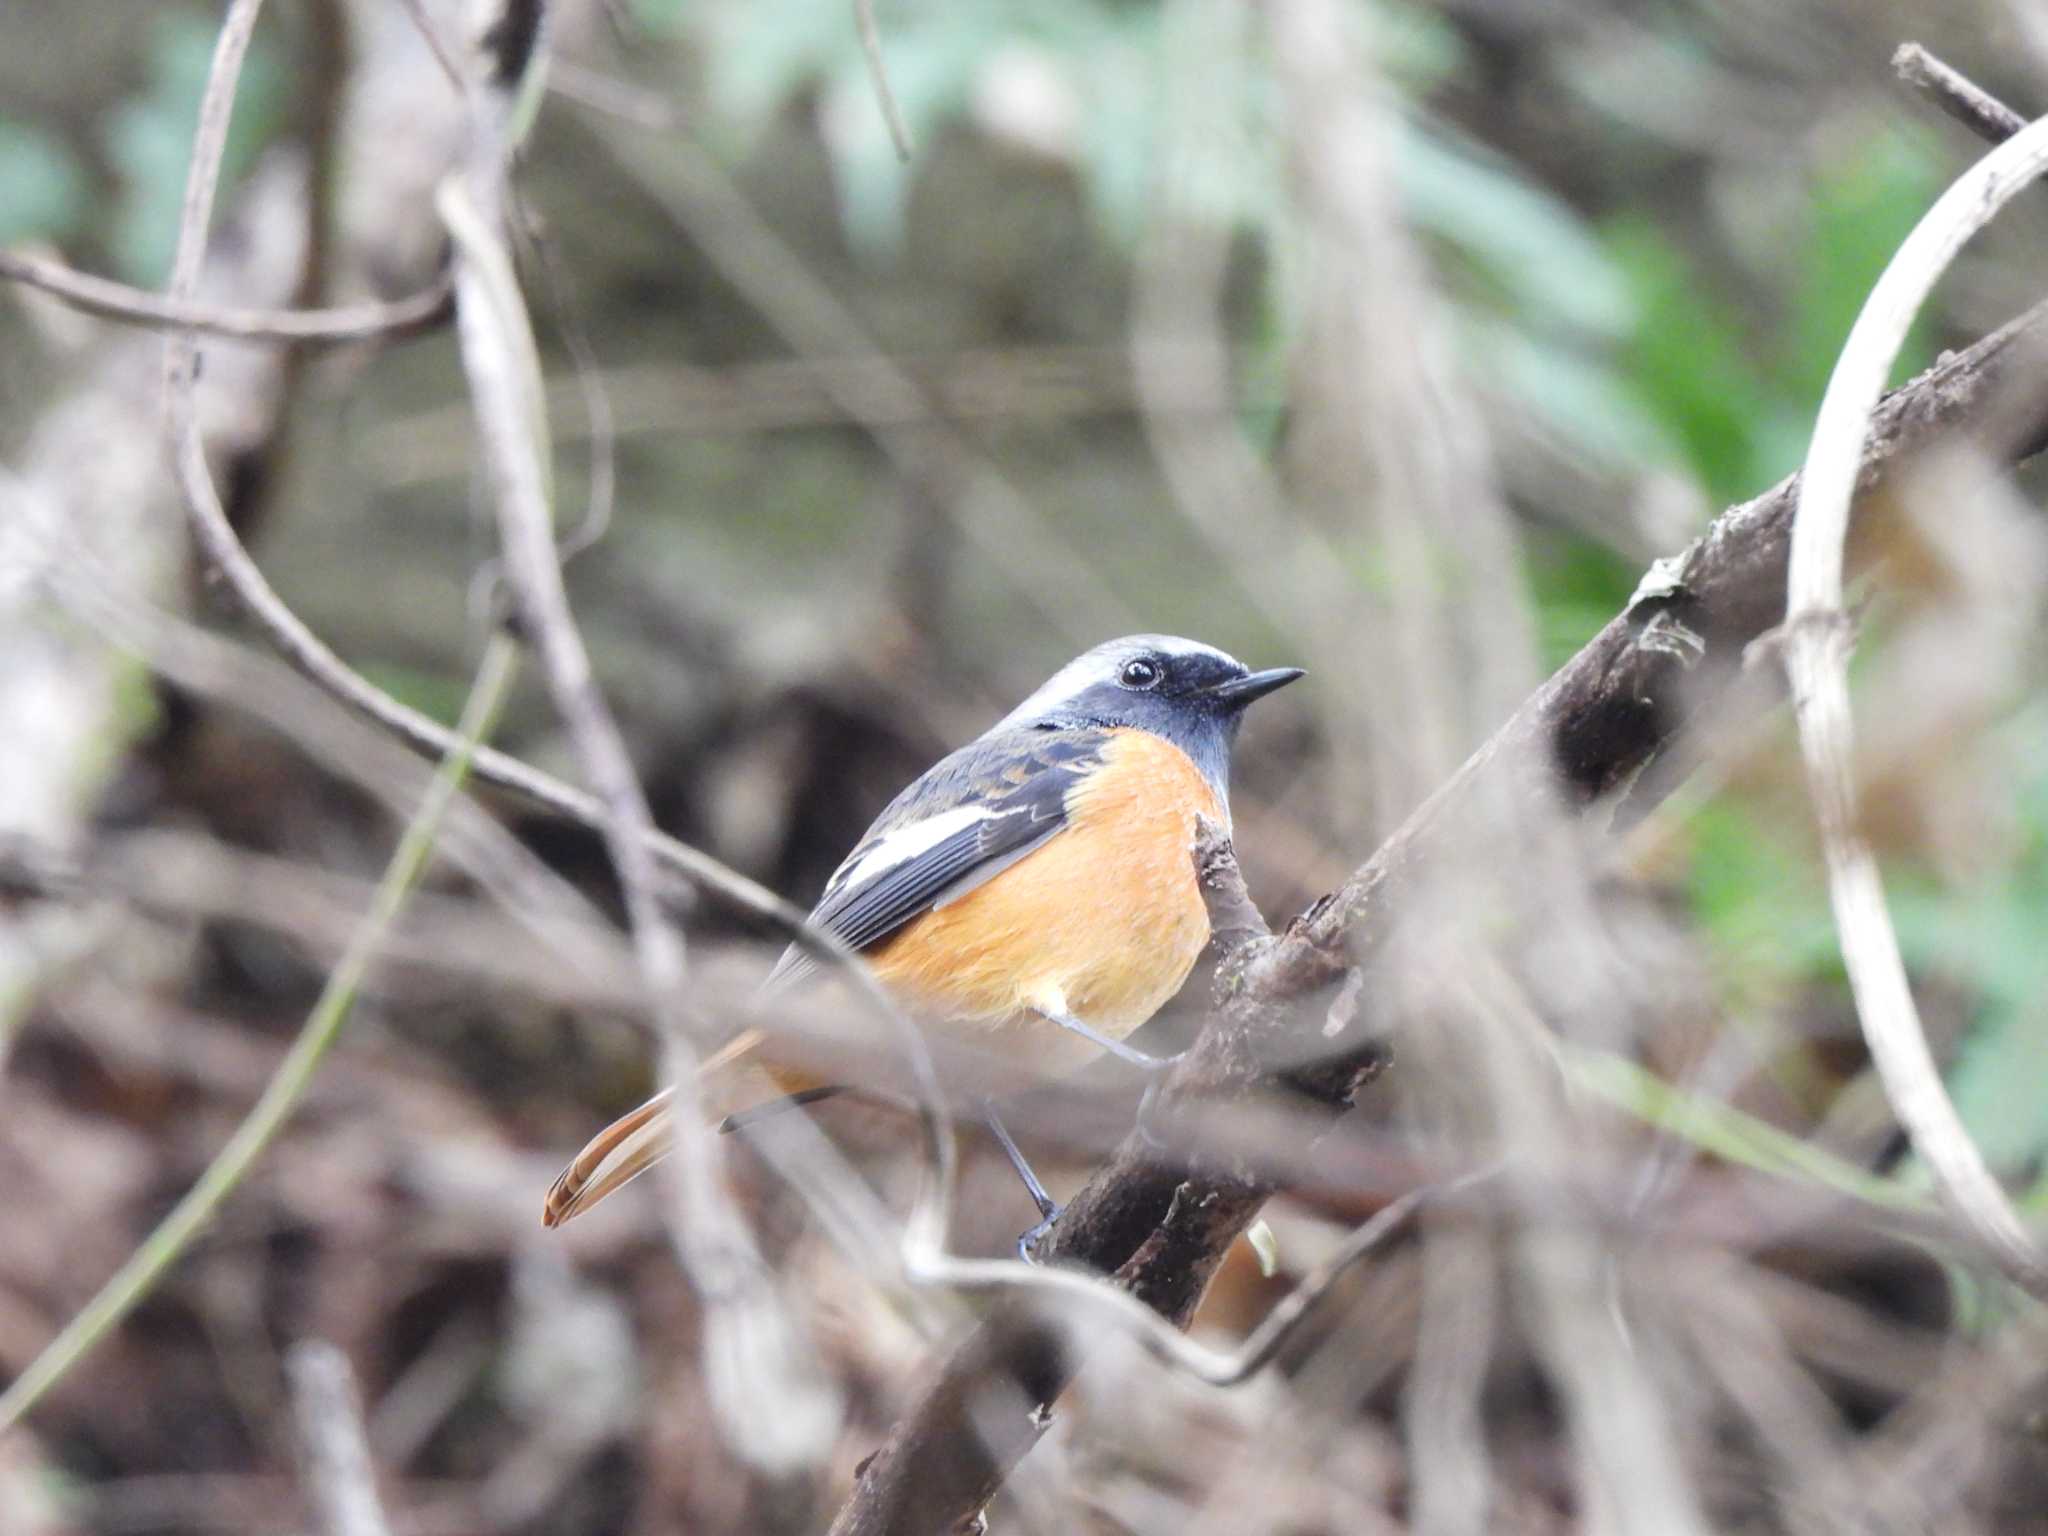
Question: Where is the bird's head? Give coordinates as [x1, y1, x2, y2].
[994, 634, 1303, 802]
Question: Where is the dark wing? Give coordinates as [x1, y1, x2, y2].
[763, 726, 1109, 993]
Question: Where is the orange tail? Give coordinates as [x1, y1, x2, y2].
[542, 1028, 808, 1227]
[542, 1087, 679, 1228]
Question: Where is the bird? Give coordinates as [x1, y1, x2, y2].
[542, 634, 1302, 1248]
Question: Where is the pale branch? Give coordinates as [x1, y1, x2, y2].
[144, 182, 897, 977]
[1893, 43, 2029, 147]
[853, 0, 914, 161]
[827, 285, 2048, 1535]
[441, 3, 854, 1478]
[0, 249, 451, 343]
[392, 0, 465, 95]
[1782, 112, 2048, 1292]
[287, 1342, 394, 1536]
[93, 2, 869, 971]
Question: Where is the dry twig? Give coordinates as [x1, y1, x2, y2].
[287, 1342, 394, 1536]
[853, 0, 914, 161]
[826, 289, 2048, 1536]
[1893, 43, 2030, 145]
[1780, 106, 2048, 1295]
[0, 249, 450, 343]
[438, 4, 849, 1476]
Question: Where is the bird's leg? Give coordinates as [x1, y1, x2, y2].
[716, 1085, 846, 1135]
[979, 1099, 1061, 1262]
[1133, 1072, 1174, 1152]
[1033, 1007, 1184, 1071]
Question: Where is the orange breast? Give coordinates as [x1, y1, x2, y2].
[864, 728, 1222, 1074]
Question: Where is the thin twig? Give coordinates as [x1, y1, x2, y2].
[545, 60, 680, 131]
[854, 0, 914, 161]
[824, 285, 2048, 1536]
[908, 1174, 1473, 1390]
[393, 0, 466, 95]
[145, 191, 883, 959]
[161, 0, 268, 341]
[0, 249, 451, 343]
[1893, 43, 2030, 146]
[437, 11, 847, 1474]
[517, 200, 616, 565]
[0, 638, 519, 1432]
[47, 570, 611, 956]
[287, 1342, 394, 1536]
[1781, 104, 2048, 1295]
[587, 114, 1136, 639]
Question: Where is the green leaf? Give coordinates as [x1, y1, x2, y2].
[1783, 124, 1944, 404]
[1401, 118, 1635, 342]
[1683, 798, 1840, 1012]
[0, 118, 86, 245]
[1476, 315, 1679, 478]
[103, 11, 286, 285]
[1524, 526, 1642, 669]
[1889, 723, 2048, 1181]
[1603, 218, 1782, 501]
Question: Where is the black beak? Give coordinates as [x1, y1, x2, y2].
[1206, 666, 1305, 707]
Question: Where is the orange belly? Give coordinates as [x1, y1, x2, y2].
[862, 728, 1222, 1075]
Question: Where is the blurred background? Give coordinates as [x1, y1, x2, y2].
[4, 0, 2048, 1531]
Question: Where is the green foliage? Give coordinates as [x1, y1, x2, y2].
[1403, 120, 1634, 341]
[1784, 123, 1946, 404]
[1523, 527, 1639, 671]
[1889, 719, 2048, 1195]
[1682, 798, 1840, 1012]
[0, 118, 86, 246]
[103, 11, 285, 284]
[1560, 1042, 1921, 1213]
[1671, 714, 2048, 1203]
[1604, 216, 1784, 502]
[1601, 124, 1945, 504]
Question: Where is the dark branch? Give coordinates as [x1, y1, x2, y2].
[1893, 43, 2029, 147]
[828, 291, 2048, 1535]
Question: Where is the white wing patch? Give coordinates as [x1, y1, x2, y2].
[827, 805, 994, 899]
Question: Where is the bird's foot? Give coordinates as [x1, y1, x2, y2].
[1016, 1204, 1063, 1264]
[1038, 1007, 1186, 1072]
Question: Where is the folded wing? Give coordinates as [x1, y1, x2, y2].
[764, 727, 1108, 991]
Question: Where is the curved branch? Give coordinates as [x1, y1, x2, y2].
[1892, 43, 2029, 145]
[826, 285, 2048, 1533]
[1781, 113, 2048, 1294]
[0, 249, 450, 343]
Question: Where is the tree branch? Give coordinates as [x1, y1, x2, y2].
[827, 289, 2048, 1534]
[1781, 110, 2048, 1292]
[287, 1342, 393, 1536]
[0, 249, 450, 343]
[1892, 43, 2029, 147]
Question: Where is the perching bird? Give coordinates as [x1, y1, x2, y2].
[542, 634, 1302, 1244]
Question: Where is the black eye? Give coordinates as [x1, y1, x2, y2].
[1118, 657, 1162, 689]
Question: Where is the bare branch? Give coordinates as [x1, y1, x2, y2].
[392, 0, 466, 96]
[0, 0, 527, 1405]
[133, 154, 896, 977]
[0, 249, 450, 343]
[825, 284, 2048, 1534]
[1781, 111, 2048, 1293]
[287, 1342, 393, 1536]
[585, 110, 1140, 639]
[854, 0, 914, 161]
[1893, 43, 2030, 146]
[437, 8, 851, 1476]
